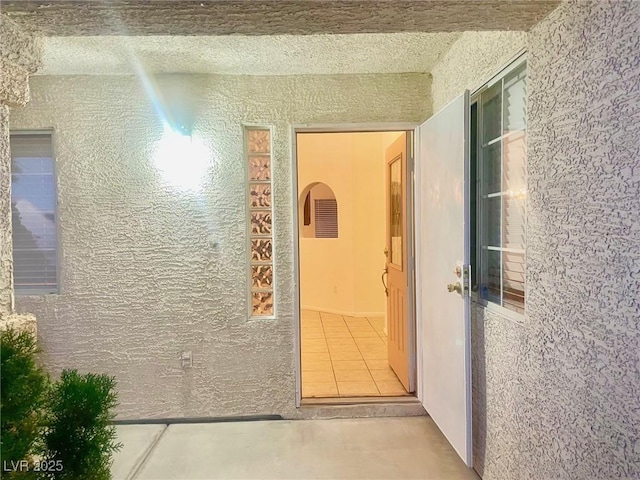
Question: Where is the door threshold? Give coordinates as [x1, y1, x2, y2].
[301, 395, 419, 406]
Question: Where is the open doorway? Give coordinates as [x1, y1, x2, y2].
[295, 129, 416, 400]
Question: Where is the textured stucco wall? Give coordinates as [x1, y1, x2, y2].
[3, 0, 560, 36]
[434, 1, 640, 479]
[0, 104, 13, 318]
[523, 1, 640, 477]
[430, 31, 526, 112]
[10, 73, 431, 420]
[0, 15, 42, 106]
[0, 15, 41, 330]
[35, 33, 460, 76]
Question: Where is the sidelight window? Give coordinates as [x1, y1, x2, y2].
[471, 58, 527, 315]
[246, 127, 275, 317]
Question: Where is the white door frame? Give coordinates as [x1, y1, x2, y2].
[291, 122, 418, 407]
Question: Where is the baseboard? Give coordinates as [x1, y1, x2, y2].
[300, 306, 385, 318]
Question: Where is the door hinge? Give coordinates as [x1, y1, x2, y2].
[462, 264, 471, 296]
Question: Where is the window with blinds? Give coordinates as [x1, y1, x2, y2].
[314, 199, 338, 238]
[9, 132, 58, 294]
[473, 59, 527, 315]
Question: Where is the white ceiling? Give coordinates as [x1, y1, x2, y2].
[37, 33, 461, 76]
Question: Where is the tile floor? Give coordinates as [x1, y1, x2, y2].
[301, 309, 410, 398]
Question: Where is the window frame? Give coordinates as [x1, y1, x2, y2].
[470, 55, 527, 322]
[9, 129, 60, 296]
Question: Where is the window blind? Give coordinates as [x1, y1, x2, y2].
[10, 133, 57, 294]
[502, 64, 527, 313]
[314, 199, 338, 238]
[477, 59, 527, 315]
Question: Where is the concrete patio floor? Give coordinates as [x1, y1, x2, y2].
[112, 416, 479, 479]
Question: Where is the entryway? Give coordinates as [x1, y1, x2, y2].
[300, 309, 410, 397]
[293, 99, 474, 467]
[294, 129, 416, 401]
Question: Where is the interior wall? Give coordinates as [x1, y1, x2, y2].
[431, 1, 639, 478]
[298, 133, 356, 314]
[9, 73, 431, 420]
[297, 132, 395, 316]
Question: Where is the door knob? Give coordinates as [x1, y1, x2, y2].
[447, 282, 462, 294]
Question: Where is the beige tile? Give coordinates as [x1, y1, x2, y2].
[323, 325, 350, 332]
[302, 360, 333, 371]
[358, 343, 387, 353]
[350, 329, 380, 338]
[375, 379, 409, 395]
[301, 325, 324, 332]
[367, 316, 385, 327]
[325, 337, 357, 346]
[302, 370, 335, 383]
[328, 343, 360, 352]
[358, 341, 386, 350]
[328, 349, 361, 359]
[330, 349, 364, 361]
[301, 309, 321, 317]
[302, 352, 331, 363]
[333, 369, 374, 382]
[322, 321, 347, 329]
[365, 359, 390, 370]
[302, 342, 329, 353]
[301, 320, 322, 328]
[337, 382, 379, 396]
[323, 328, 352, 338]
[303, 338, 328, 346]
[332, 360, 368, 371]
[323, 321, 349, 328]
[360, 349, 388, 360]
[344, 317, 370, 326]
[347, 323, 376, 331]
[369, 368, 401, 383]
[301, 330, 325, 340]
[319, 312, 343, 322]
[303, 382, 338, 397]
[354, 336, 385, 346]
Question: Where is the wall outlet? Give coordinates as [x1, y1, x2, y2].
[180, 351, 193, 369]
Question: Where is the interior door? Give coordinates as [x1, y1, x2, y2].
[385, 132, 411, 392]
[416, 93, 472, 466]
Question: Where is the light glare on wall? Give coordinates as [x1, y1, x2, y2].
[153, 126, 210, 192]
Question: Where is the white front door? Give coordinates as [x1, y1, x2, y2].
[415, 93, 472, 466]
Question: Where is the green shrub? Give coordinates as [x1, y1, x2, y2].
[41, 370, 121, 480]
[1, 329, 49, 479]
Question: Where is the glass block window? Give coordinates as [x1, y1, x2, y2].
[472, 59, 527, 315]
[10, 132, 58, 294]
[246, 127, 274, 317]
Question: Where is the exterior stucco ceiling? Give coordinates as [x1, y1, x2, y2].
[36, 33, 461, 75]
[3, 0, 561, 36]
